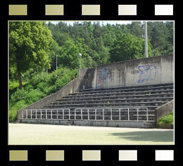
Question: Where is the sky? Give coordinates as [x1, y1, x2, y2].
[47, 21, 133, 25]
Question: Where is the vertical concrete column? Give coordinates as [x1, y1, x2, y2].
[128, 108, 130, 121]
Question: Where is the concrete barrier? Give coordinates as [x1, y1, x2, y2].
[155, 100, 174, 126]
[80, 54, 173, 89]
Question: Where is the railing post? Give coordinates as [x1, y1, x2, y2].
[57, 110, 58, 119]
[63, 109, 64, 120]
[137, 108, 139, 121]
[128, 108, 130, 121]
[146, 108, 148, 121]
[119, 109, 121, 120]
[111, 109, 112, 120]
[46, 110, 47, 119]
[81, 109, 83, 120]
[88, 109, 89, 120]
[103, 109, 104, 120]
[95, 109, 96, 120]
[75, 109, 76, 120]
[26, 110, 27, 119]
[69, 109, 70, 120]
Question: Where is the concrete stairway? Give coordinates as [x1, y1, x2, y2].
[21, 83, 173, 128]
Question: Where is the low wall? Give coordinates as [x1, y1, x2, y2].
[155, 100, 174, 126]
[20, 119, 151, 128]
[79, 54, 173, 89]
[17, 77, 83, 119]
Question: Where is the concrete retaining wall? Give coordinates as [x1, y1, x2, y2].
[17, 77, 83, 119]
[79, 54, 173, 89]
[155, 100, 174, 126]
[20, 119, 150, 128]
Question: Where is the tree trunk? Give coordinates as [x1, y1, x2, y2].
[17, 69, 22, 89]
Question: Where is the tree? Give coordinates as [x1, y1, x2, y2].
[9, 21, 53, 89]
[109, 33, 153, 62]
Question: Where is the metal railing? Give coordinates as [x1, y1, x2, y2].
[21, 107, 153, 121]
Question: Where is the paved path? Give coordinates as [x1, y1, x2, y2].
[9, 123, 174, 145]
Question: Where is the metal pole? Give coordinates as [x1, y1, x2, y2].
[103, 109, 104, 120]
[137, 108, 139, 121]
[145, 21, 148, 58]
[95, 109, 96, 120]
[75, 109, 76, 120]
[88, 109, 89, 120]
[128, 108, 130, 121]
[119, 109, 121, 120]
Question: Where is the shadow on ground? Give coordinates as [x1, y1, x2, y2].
[109, 130, 173, 142]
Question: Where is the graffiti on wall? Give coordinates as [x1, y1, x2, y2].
[97, 66, 109, 87]
[137, 65, 158, 83]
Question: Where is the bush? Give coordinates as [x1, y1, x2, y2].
[9, 110, 18, 122]
[11, 88, 29, 102]
[158, 112, 173, 124]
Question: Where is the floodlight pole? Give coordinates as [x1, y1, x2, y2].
[145, 21, 148, 58]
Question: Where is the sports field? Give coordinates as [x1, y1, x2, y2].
[8, 123, 174, 145]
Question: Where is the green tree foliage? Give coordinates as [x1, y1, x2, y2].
[9, 22, 53, 89]
[109, 33, 153, 62]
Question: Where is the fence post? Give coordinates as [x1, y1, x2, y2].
[128, 108, 130, 121]
[137, 108, 139, 121]
[103, 109, 104, 120]
[119, 109, 121, 120]
[69, 109, 70, 120]
[75, 109, 76, 120]
[63, 109, 64, 120]
[88, 109, 89, 120]
[95, 109, 96, 120]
